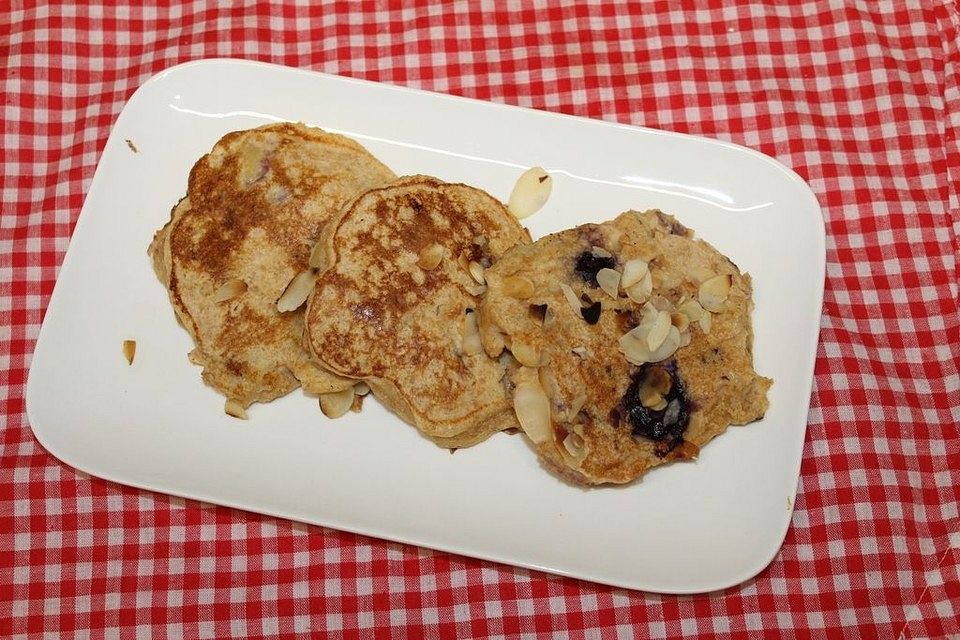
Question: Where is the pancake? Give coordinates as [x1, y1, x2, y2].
[477, 209, 772, 484]
[303, 175, 531, 445]
[148, 122, 396, 414]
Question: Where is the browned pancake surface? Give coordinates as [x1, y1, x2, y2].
[478, 210, 771, 484]
[304, 176, 531, 443]
[149, 123, 396, 408]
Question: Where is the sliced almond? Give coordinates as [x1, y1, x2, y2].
[568, 393, 587, 419]
[671, 311, 689, 333]
[620, 258, 649, 288]
[538, 366, 559, 402]
[461, 310, 483, 355]
[571, 346, 590, 358]
[417, 243, 444, 270]
[648, 325, 681, 362]
[277, 269, 317, 313]
[619, 332, 651, 365]
[678, 298, 705, 322]
[596, 268, 621, 300]
[639, 389, 667, 411]
[213, 278, 247, 303]
[354, 381, 371, 396]
[699, 312, 712, 335]
[508, 167, 552, 219]
[679, 331, 692, 347]
[308, 240, 326, 269]
[468, 261, 486, 285]
[699, 273, 731, 312]
[511, 340, 541, 368]
[319, 387, 355, 418]
[457, 250, 471, 272]
[224, 399, 248, 420]
[625, 271, 653, 303]
[590, 246, 613, 258]
[646, 310, 672, 351]
[562, 432, 585, 459]
[606, 228, 623, 252]
[122, 339, 136, 365]
[543, 306, 557, 329]
[513, 376, 552, 444]
[691, 266, 716, 284]
[559, 282, 583, 312]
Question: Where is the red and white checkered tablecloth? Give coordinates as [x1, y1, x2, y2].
[3, 1, 958, 637]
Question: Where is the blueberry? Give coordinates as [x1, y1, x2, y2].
[581, 301, 602, 324]
[574, 251, 616, 286]
[619, 360, 691, 456]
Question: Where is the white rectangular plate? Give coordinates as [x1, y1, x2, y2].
[27, 59, 824, 593]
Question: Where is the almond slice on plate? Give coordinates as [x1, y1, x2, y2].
[513, 373, 552, 444]
[508, 167, 552, 219]
[319, 387, 355, 418]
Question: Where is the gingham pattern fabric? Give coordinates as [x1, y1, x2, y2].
[3, 1, 958, 637]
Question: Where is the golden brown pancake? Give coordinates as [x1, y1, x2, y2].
[304, 175, 531, 446]
[149, 122, 396, 411]
[478, 210, 772, 484]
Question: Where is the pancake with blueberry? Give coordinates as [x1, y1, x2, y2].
[477, 209, 771, 485]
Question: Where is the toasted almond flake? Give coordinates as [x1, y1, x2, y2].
[569, 393, 587, 419]
[319, 387, 355, 418]
[620, 258, 649, 288]
[511, 340, 541, 367]
[277, 269, 317, 312]
[619, 332, 651, 364]
[646, 310, 672, 351]
[607, 228, 623, 252]
[699, 312, 712, 335]
[457, 250, 471, 272]
[543, 306, 557, 328]
[590, 246, 613, 258]
[468, 261, 486, 284]
[562, 432, 585, 458]
[559, 282, 583, 312]
[671, 311, 689, 333]
[122, 340, 136, 365]
[354, 381, 371, 396]
[648, 325, 681, 362]
[678, 298, 705, 322]
[417, 243, 444, 270]
[691, 266, 716, 283]
[698, 273, 731, 312]
[225, 399, 248, 420]
[648, 366, 673, 395]
[596, 268, 621, 299]
[462, 311, 483, 355]
[679, 331, 692, 347]
[625, 271, 653, 303]
[213, 278, 247, 303]
[308, 240, 326, 269]
[508, 167, 552, 219]
[649, 293, 673, 312]
[571, 346, 589, 358]
[639, 389, 668, 411]
[513, 376, 552, 444]
[502, 275, 535, 299]
[538, 366, 559, 402]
